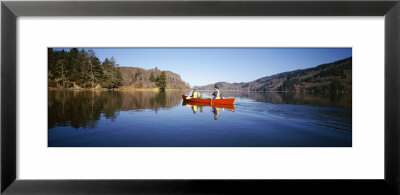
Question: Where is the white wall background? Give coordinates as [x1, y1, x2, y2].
[17, 17, 384, 179]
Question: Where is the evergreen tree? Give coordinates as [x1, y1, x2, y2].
[149, 72, 155, 82]
[77, 49, 90, 87]
[155, 71, 167, 92]
[87, 50, 102, 87]
[101, 57, 122, 89]
[48, 48, 122, 89]
[56, 59, 68, 88]
[48, 48, 57, 81]
[68, 48, 80, 82]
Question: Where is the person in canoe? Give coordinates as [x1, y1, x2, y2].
[198, 93, 206, 99]
[211, 85, 221, 99]
[191, 89, 198, 98]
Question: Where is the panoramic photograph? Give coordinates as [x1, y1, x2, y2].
[48, 48, 352, 147]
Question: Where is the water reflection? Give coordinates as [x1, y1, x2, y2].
[202, 91, 351, 109]
[48, 90, 183, 129]
[49, 90, 351, 147]
[49, 90, 351, 129]
[182, 101, 235, 120]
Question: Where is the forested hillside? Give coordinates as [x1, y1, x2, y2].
[195, 57, 352, 93]
[48, 48, 122, 89]
[48, 48, 190, 90]
[119, 67, 190, 90]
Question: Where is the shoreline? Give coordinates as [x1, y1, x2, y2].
[48, 87, 349, 94]
[48, 87, 191, 92]
[192, 89, 351, 93]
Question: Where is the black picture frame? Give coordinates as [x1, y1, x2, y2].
[2, 0, 400, 194]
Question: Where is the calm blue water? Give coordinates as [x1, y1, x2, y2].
[48, 90, 351, 147]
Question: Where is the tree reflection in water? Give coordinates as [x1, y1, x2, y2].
[49, 90, 350, 129]
[48, 90, 183, 129]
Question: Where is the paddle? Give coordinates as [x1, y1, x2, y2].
[210, 91, 214, 106]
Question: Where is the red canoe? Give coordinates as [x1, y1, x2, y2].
[182, 95, 235, 105]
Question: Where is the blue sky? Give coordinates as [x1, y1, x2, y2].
[53, 48, 351, 87]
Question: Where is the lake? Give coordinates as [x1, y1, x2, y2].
[48, 90, 352, 147]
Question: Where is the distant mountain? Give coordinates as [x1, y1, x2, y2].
[119, 67, 190, 89]
[194, 57, 352, 93]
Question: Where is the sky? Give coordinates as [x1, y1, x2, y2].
[54, 48, 352, 87]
